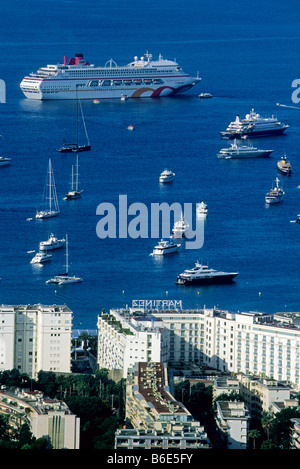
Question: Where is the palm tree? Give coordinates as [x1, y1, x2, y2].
[248, 429, 261, 449]
[261, 411, 274, 440]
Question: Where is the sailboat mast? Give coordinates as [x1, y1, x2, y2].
[76, 155, 79, 191]
[49, 159, 52, 212]
[65, 234, 69, 275]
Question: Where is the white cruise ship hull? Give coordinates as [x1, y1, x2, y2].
[20, 52, 200, 100]
[21, 80, 198, 100]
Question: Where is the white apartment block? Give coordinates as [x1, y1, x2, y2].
[98, 306, 300, 389]
[0, 304, 73, 379]
[97, 309, 169, 378]
[216, 401, 250, 449]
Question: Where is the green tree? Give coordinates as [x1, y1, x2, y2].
[248, 429, 261, 449]
[261, 411, 274, 440]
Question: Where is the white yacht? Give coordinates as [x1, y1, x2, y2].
[199, 92, 212, 98]
[175, 261, 239, 285]
[39, 233, 66, 251]
[36, 159, 60, 219]
[159, 169, 175, 183]
[217, 139, 273, 158]
[196, 202, 208, 216]
[172, 215, 189, 237]
[66, 154, 83, 199]
[46, 235, 82, 285]
[150, 238, 181, 256]
[20, 52, 200, 100]
[220, 109, 288, 139]
[277, 154, 292, 175]
[265, 177, 285, 204]
[30, 251, 52, 264]
[0, 157, 11, 166]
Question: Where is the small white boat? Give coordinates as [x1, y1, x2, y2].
[159, 169, 175, 183]
[93, 99, 100, 104]
[199, 92, 212, 98]
[127, 124, 134, 131]
[36, 159, 60, 219]
[172, 214, 189, 237]
[197, 202, 208, 216]
[121, 94, 128, 101]
[39, 233, 65, 251]
[265, 177, 285, 204]
[30, 251, 52, 264]
[150, 238, 181, 256]
[0, 156, 11, 166]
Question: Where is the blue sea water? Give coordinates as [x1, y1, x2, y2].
[0, 0, 299, 329]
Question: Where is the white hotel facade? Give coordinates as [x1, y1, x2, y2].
[97, 304, 300, 389]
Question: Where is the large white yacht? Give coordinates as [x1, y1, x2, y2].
[20, 52, 201, 100]
[172, 215, 189, 237]
[265, 177, 285, 204]
[217, 139, 273, 158]
[159, 169, 175, 183]
[175, 261, 239, 285]
[39, 233, 66, 251]
[150, 238, 181, 256]
[220, 109, 288, 139]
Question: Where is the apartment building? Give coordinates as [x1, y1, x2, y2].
[0, 387, 80, 449]
[0, 304, 73, 379]
[215, 401, 250, 449]
[119, 361, 210, 449]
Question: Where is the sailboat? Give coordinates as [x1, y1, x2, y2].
[66, 154, 83, 199]
[57, 92, 91, 153]
[36, 159, 60, 219]
[46, 234, 83, 284]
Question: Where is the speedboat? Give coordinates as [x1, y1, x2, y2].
[159, 169, 175, 183]
[150, 238, 181, 256]
[0, 157, 11, 166]
[172, 215, 189, 237]
[296, 215, 300, 224]
[196, 202, 208, 216]
[217, 139, 273, 159]
[175, 261, 239, 285]
[277, 154, 292, 175]
[265, 177, 285, 204]
[30, 251, 52, 264]
[39, 233, 65, 251]
[220, 109, 289, 139]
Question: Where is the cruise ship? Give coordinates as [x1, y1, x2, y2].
[175, 261, 239, 285]
[217, 139, 273, 158]
[220, 109, 288, 139]
[20, 52, 201, 100]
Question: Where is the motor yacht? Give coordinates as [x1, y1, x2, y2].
[175, 261, 239, 285]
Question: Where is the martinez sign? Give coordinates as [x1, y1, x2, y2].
[132, 299, 182, 309]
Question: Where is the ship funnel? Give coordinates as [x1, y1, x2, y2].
[64, 56, 67, 65]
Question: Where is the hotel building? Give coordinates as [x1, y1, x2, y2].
[97, 306, 300, 389]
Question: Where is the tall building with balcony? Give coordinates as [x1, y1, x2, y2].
[97, 309, 169, 378]
[117, 361, 210, 449]
[0, 304, 73, 379]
